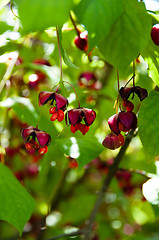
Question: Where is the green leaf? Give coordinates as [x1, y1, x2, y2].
[15, 0, 74, 33]
[58, 28, 79, 69]
[56, 136, 104, 169]
[0, 163, 35, 235]
[0, 0, 10, 8]
[0, 97, 38, 125]
[0, 21, 14, 34]
[62, 48, 79, 69]
[142, 41, 159, 86]
[98, 0, 151, 73]
[59, 186, 96, 223]
[74, 0, 123, 50]
[138, 90, 159, 160]
[131, 199, 155, 224]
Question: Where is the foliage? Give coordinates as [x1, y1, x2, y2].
[0, 0, 159, 239]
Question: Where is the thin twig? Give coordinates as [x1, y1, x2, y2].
[69, 12, 80, 36]
[127, 168, 154, 178]
[117, 69, 120, 92]
[124, 74, 135, 88]
[133, 61, 135, 87]
[116, 69, 120, 112]
[63, 80, 80, 108]
[10, 1, 19, 18]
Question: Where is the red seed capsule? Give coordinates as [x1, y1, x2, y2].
[25, 142, 34, 151]
[123, 100, 134, 112]
[38, 146, 48, 155]
[49, 107, 56, 114]
[57, 109, 64, 122]
[70, 125, 77, 133]
[50, 112, 58, 121]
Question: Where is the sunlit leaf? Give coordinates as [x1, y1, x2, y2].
[131, 199, 155, 224]
[131, 200, 155, 225]
[59, 186, 96, 223]
[74, 0, 123, 50]
[0, 97, 38, 125]
[0, 21, 13, 34]
[98, 0, 151, 72]
[0, 163, 35, 235]
[142, 41, 159, 86]
[15, 0, 74, 33]
[58, 28, 79, 69]
[56, 136, 104, 169]
[138, 90, 159, 160]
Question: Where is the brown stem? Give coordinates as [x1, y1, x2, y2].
[10, 1, 19, 18]
[124, 74, 136, 88]
[133, 61, 135, 87]
[83, 129, 135, 240]
[117, 69, 120, 92]
[69, 11, 80, 37]
[63, 80, 80, 108]
[124, 168, 152, 179]
[116, 69, 120, 113]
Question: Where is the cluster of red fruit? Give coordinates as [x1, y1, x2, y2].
[38, 90, 96, 135]
[21, 89, 96, 153]
[21, 126, 51, 155]
[39, 91, 68, 122]
[102, 85, 148, 150]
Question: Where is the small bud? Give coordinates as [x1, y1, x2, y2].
[21, 126, 51, 154]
